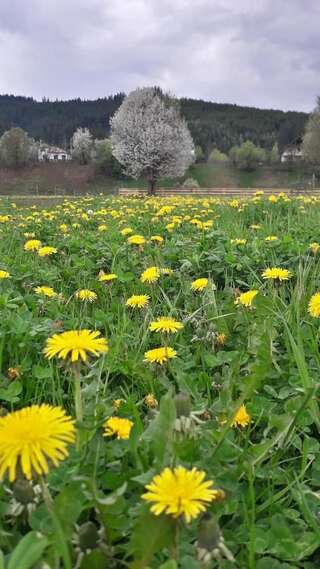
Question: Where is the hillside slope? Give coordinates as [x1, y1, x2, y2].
[0, 93, 308, 155]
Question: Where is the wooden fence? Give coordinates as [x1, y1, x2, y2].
[118, 187, 320, 198]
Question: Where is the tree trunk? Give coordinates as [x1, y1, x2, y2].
[148, 178, 156, 196]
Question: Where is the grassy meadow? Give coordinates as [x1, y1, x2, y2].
[1, 193, 320, 568]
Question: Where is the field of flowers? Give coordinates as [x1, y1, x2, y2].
[1, 192, 320, 569]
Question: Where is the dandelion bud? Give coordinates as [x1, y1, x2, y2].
[196, 513, 235, 564]
[197, 513, 221, 551]
[78, 522, 100, 552]
[174, 391, 191, 418]
[13, 479, 35, 504]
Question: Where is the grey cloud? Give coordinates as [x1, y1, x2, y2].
[0, 0, 318, 110]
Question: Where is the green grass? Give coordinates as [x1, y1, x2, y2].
[0, 194, 320, 567]
[0, 162, 313, 196]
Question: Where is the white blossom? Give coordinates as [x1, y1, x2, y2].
[110, 87, 195, 193]
[71, 127, 93, 165]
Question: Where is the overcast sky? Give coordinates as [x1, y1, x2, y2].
[0, 0, 318, 112]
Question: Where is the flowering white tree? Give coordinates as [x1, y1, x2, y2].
[71, 127, 93, 165]
[110, 87, 195, 194]
[303, 99, 320, 166]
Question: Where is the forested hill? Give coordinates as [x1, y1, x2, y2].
[0, 93, 308, 154]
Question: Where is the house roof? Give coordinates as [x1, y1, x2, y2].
[40, 144, 70, 154]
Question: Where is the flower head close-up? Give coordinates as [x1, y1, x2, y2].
[261, 267, 292, 281]
[98, 273, 118, 283]
[38, 246, 58, 257]
[75, 289, 97, 302]
[235, 290, 259, 308]
[0, 270, 10, 279]
[191, 278, 209, 292]
[24, 239, 42, 251]
[308, 292, 320, 318]
[144, 346, 177, 364]
[140, 266, 161, 284]
[44, 329, 108, 362]
[231, 404, 251, 428]
[0, 404, 76, 481]
[103, 416, 134, 440]
[127, 234, 146, 246]
[142, 466, 219, 523]
[149, 316, 184, 334]
[34, 285, 57, 298]
[126, 294, 150, 308]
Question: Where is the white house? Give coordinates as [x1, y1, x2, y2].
[38, 144, 71, 162]
[281, 144, 303, 163]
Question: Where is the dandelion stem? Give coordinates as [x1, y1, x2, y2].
[73, 363, 83, 451]
[170, 522, 179, 561]
[40, 477, 72, 569]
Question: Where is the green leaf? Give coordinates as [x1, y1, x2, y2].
[0, 550, 4, 569]
[95, 482, 127, 506]
[256, 558, 294, 569]
[54, 482, 88, 531]
[142, 391, 176, 464]
[32, 364, 53, 379]
[0, 381, 22, 402]
[159, 561, 177, 569]
[8, 531, 48, 569]
[79, 550, 107, 569]
[130, 510, 175, 569]
[180, 556, 200, 569]
[203, 353, 218, 368]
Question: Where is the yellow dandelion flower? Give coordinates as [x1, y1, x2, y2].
[113, 399, 125, 411]
[216, 333, 227, 346]
[264, 235, 278, 242]
[231, 239, 247, 246]
[150, 235, 164, 244]
[34, 286, 57, 298]
[24, 232, 36, 238]
[126, 294, 150, 308]
[24, 239, 42, 251]
[261, 267, 292, 281]
[149, 317, 184, 334]
[44, 329, 108, 363]
[38, 246, 58, 257]
[142, 466, 218, 523]
[0, 404, 76, 481]
[144, 394, 158, 408]
[235, 290, 259, 308]
[308, 292, 320, 318]
[103, 417, 133, 440]
[75, 289, 97, 302]
[120, 227, 133, 236]
[127, 234, 146, 246]
[231, 404, 251, 428]
[310, 242, 320, 255]
[98, 224, 107, 232]
[0, 270, 10, 279]
[250, 224, 261, 230]
[144, 346, 177, 365]
[191, 278, 209, 292]
[98, 273, 118, 283]
[140, 266, 161, 284]
[161, 268, 173, 276]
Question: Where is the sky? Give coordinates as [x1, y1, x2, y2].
[0, 0, 318, 112]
